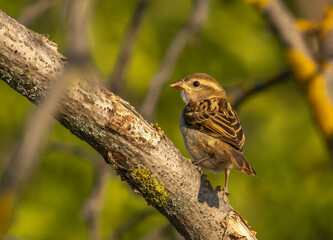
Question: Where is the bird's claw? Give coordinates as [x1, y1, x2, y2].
[194, 164, 203, 175]
[222, 187, 231, 196]
[216, 185, 231, 195]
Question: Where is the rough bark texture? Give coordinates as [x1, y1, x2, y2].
[0, 10, 257, 239]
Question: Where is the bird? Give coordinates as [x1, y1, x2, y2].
[170, 73, 257, 193]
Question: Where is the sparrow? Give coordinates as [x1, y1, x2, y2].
[170, 73, 257, 192]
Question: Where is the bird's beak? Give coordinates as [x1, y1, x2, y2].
[169, 80, 191, 91]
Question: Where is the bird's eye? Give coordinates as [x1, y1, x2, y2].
[193, 81, 200, 87]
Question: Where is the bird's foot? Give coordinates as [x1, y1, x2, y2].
[221, 186, 231, 197]
[193, 164, 203, 175]
[192, 158, 209, 175]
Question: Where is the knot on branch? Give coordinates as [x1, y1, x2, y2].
[221, 211, 257, 240]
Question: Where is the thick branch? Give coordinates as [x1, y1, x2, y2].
[0, 10, 256, 239]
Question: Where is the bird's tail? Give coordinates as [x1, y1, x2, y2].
[230, 150, 257, 176]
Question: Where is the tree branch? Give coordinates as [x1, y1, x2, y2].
[18, 0, 56, 26]
[0, 10, 257, 239]
[248, 0, 333, 160]
[0, 0, 96, 233]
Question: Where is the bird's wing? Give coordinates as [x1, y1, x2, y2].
[183, 98, 245, 151]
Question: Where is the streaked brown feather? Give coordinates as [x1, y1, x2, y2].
[183, 98, 245, 151]
[230, 150, 257, 176]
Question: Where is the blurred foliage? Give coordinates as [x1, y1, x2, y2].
[1, 0, 333, 239]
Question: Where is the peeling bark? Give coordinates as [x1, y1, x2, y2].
[0, 10, 257, 239]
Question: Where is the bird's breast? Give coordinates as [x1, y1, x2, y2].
[179, 113, 232, 173]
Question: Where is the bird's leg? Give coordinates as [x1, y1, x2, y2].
[223, 168, 231, 194]
[192, 157, 209, 165]
[192, 157, 209, 174]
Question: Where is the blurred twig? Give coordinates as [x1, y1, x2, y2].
[247, 0, 333, 161]
[260, 0, 314, 60]
[0, 0, 96, 235]
[49, 141, 102, 163]
[18, 0, 57, 26]
[64, 1, 110, 239]
[231, 70, 291, 109]
[0, 60, 67, 234]
[82, 159, 110, 240]
[109, 0, 149, 95]
[109, 209, 155, 240]
[141, 224, 182, 240]
[292, 3, 333, 159]
[140, 0, 209, 121]
[292, 0, 331, 20]
[49, 140, 111, 240]
[318, 8, 333, 122]
[66, 0, 93, 61]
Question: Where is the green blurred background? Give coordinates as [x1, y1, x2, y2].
[1, 0, 332, 239]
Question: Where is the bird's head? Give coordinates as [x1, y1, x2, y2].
[170, 73, 227, 104]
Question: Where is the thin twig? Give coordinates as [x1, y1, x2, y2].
[261, 0, 313, 58]
[231, 70, 291, 109]
[65, 1, 109, 239]
[0, 0, 95, 234]
[293, 0, 330, 20]
[18, 0, 56, 26]
[141, 224, 182, 240]
[66, 0, 93, 61]
[81, 159, 110, 240]
[140, 0, 209, 121]
[318, 7, 333, 103]
[317, 8, 333, 161]
[49, 141, 102, 163]
[49, 141, 111, 240]
[109, 0, 149, 95]
[108, 209, 156, 240]
[0, 61, 68, 234]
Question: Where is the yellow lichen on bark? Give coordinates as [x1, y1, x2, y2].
[286, 49, 317, 82]
[306, 74, 333, 138]
[296, 19, 320, 33]
[287, 48, 333, 140]
[320, 7, 333, 38]
[244, 0, 268, 8]
[131, 167, 169, 207]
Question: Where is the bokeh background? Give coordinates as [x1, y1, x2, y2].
[1, 0, 333, 239]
